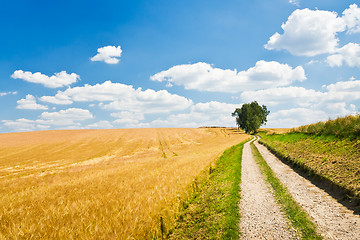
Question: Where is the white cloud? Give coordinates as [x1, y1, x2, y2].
[191, 101, 238, 113]
[0, 91, 17, 97]
[325, 102, 354, 116]
[241, 78, 360, 110]
[90, 45, 122, 64]
[1, 110, 92, 131]
[265, 8, 346, 56]
[40, 81, 192, 114]
[306, 60, 321, 65]
[326, 54, 343, 67]
[289, 0, 299, 6]
[2, 118, 38, 132]
[111, 111, 144, 125]
[147, 101, 240, 128]
[342, 4, 360, 33]
[87, 121, 113, 129]
[113, 118, 140, 125]
[326, 79, 360, 101]
[1, 115, 88, 132]
[1, 118, 52, 132]
[241, 86, 324, 107]
[267, 102, 358, 128]
[16, 95, 48, 110]
[267, 108, 328, 128]
[239, 78, 360, 128]
[11, 70, 79, 88]
[40, 94, 73, 105]
[41, 81, 133, 103]
[150, 61, 305, 93]
[40, 108, 93, 125]
[108, 101, 239, 129]
[326, 43, 360, 67]
[103, 88, 192, 113]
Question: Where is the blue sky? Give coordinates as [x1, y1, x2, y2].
[1, 0, 360, 132]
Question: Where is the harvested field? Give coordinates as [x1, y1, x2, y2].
[0, 128, 249, 239]
[260, 128, 291, 134]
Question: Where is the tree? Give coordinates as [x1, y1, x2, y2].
[232, 101, 270, 134]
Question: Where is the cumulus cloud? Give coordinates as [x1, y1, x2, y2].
[326, 79, 360, 101]
[146, 101, 240, 128]
[240, 78, 360, 128]
[16, 95, 48, 110]
[267, 108, 329, 128]
[265, 8, 345, 56]
[11, 70, 80, 88]
[40, 81, 192, 114]
[2, 118, 39, 132]
[150, 61, 305, 93]
[241, 78, 360, 112]
[2, 108, 94, 132]
[266, 102, 358, 128]
[39, 95, 73, 105]
[342, 4, 360, 33]
[326, 43, 360, 67]
[91, 45, 122, 64]
[325, 102, 356, 116]
[241, 87, 324, 107]
[265, 4, 360, 57]
[111, 111, 144, 125]
[39, 108, 93, 126]
[87, 121, 113, 129]
[107, 101, 240, 128]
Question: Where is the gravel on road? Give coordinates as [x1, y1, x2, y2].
[255, 139, 360, 240]
[239, 139, 299, 239]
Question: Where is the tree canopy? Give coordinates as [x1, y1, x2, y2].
[232, 101, 270, 134]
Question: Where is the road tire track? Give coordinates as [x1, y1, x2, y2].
[240, 139, 298, 239]
[254, 139, 360, 239]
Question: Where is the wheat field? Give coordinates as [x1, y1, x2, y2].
[0, 128, 249, 239]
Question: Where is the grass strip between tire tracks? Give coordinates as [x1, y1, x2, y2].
[250, 140, 322, 240]
[258, 132, 360, 204]
[168, 141, 246, 239]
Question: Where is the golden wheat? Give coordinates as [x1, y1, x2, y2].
[260, 128, 292, 134]
[0, 128, 249, 239]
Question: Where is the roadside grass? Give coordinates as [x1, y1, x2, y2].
[250, 141, 322, 240]
[169, 142, 245, 240]
[292, 114, 360, 139]
[258, 132, 360, 201]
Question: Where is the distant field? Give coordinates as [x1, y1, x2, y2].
[0, 128, 249, 239]
[260, 128, 291, 134]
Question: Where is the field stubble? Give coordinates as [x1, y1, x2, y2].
[0, 128, 249, 239]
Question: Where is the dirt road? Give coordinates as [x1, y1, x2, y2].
[239, 138, 298, 239]
[254, 139, 360, 240]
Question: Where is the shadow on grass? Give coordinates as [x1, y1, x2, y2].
[259, 140, 360, 215]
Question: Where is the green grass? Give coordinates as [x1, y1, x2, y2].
[292, 114, 360, 139]
[168, 142, 245, 239]
[259, 132, 360, 200]
[250, 141, 322, 240]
